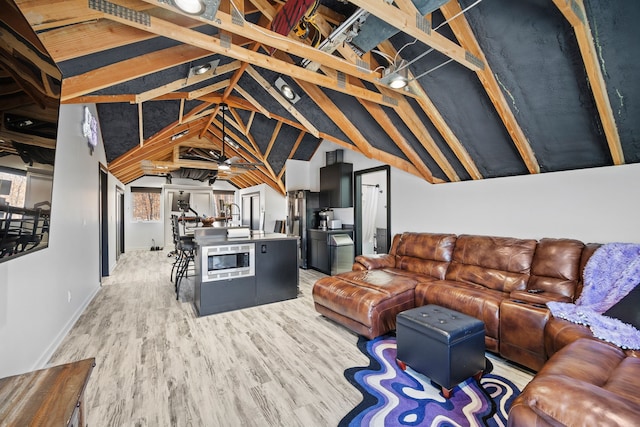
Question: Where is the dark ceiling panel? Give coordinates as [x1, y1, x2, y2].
[584, 0, 640, 163]
[234, 106, 252, 125]
[97, 103, 139, 162]
[142, 100, 182, 140]
[249, 114, 278, 153]
[292, 133, 322, 160]
[267, 124, 300, 175]
[401, 98, 471, 181]
[291, 93, 351, 145]
[237, 71, 297, 123]
[58, 25, 219, 78]
[459, 0, 611, 172]
[391, 25, 528, 178]
[320, 86, 405, 159]
[385, 100, 469, 182]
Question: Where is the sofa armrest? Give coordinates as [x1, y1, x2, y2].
[510, 290, 572, 306]
[510, 375, 640, 426]
[353, 253, 396, 270]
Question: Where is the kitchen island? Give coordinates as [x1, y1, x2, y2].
[193, 230, 299, 316]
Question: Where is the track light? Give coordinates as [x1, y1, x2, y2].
[275, 77, 300, 104]
[188, 59, 219, 78]
[164, 0, 220, 20]
[173, 0, 206, 14]
[382, 59, 409, 89]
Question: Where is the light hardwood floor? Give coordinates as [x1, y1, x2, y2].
[49, 251, 532, 426]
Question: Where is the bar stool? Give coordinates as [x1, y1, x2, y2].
[171, 216, 195, 300]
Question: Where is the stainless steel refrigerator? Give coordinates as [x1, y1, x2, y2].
[286, 190, 319, 269]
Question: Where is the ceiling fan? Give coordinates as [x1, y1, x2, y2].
[181, 103, 264, 171]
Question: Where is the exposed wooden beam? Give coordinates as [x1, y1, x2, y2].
[440, 1, 540, 174]
[264, 121, 282, 159]
[246, 0, 278, 21]
[94, 3, 400, 108]
[278, 130, 307, 181]
[309, 32, 437, 181]
[348, 0, 483, 72]
[15, 0, 153, 31]
[311, 19, 445, 182]
[61, 45, 235, 101]
[135, 62, 226, 104]
[245, 66, 320, 138]
[140, 0, 382, 84]
[32, 9, 203, 62]
[378, 41, 482, 180]
[233, 86, 271, 118]
[552, 0, 624, 165]
[187, 79, 231, 100]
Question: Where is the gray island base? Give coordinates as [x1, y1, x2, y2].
[193, 231, 299, 316]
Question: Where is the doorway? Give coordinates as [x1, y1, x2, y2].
[241, 192, 261, 230]
[354, 166, 390, 256]
[115, 186, 124, 260]
[99, 165, 109, 279]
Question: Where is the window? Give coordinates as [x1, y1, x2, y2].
[131, 187, 161, 221]
[0, 169, 27, 209]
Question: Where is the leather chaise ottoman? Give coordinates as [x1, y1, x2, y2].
[312, 269, 418, 339]
[396, 305, 485, 398]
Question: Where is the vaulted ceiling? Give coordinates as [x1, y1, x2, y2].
[12, 0, 640, 194]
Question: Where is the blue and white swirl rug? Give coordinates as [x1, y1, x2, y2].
[339, 335, 521, 427]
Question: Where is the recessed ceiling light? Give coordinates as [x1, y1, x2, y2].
[193, 63, 211, 75]
[281, 85, 295, 100]
[389, 74, 408, 89]
[173, 0, 206, 15]
[382, 59, 409, 89]
[275, 77, 300, 104]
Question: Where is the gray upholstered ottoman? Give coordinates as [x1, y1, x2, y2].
[396, 304, 485, 398]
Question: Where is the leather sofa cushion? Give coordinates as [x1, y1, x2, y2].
[445, 235, 537, 292]
[415, 279, 507, 351]
[527, 238, 584, 298]
[312, 270, 418, 338]
[510, 339, 640, 427]
[312, 270, 418, 326]
[393, 232, 457, 279]
[354, 253, 396, 270]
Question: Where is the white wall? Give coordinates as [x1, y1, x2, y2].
[0, 104, 112, 377]
[391, 163, 640, 243]
[237, 183, 286, 232]
[284, 159, 311, 191]
[310, 140, 640, 244]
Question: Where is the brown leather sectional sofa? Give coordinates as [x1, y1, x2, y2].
[312, 232, 640, 426]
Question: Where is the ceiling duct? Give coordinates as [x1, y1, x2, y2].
[302, 7, 369, 71]
[350, 0, 449, 54]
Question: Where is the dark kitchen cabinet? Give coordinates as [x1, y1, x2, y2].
[308, 230, 330, 274]
[308, 229, 354, 275]
[320, 163, 353, 208]
[255, 239, 298, 304]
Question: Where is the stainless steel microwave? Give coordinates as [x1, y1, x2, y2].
[201, 242, 255, 282]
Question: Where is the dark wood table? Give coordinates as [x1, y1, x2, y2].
[0, 358, 95, 426]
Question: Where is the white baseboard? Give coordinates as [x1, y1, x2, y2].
[33, 282, 101, 370]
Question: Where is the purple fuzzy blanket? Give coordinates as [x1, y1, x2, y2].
[547, 243, 640, 350]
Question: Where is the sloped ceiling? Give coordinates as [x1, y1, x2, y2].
[13, 0, 640, 194]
